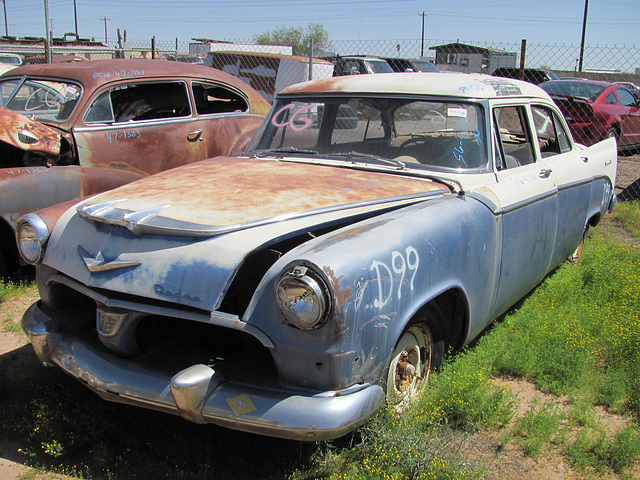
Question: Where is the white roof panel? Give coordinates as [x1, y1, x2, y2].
[280, 72, 552, 101]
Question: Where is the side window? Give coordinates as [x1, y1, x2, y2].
[618, 88, 638, 107]
[494, 105, 535, 169]
[532, 105, 572, 157]
[606, 92, 618, 105]
[85, 82, 190, 125]
[84, 91, 114, 123]
[191, 82, 248, 115]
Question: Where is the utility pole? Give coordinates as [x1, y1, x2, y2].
[73, 0, 78, 37]
[578, 0, 589, 72]
[2, 0, 8, 36]
[101, 16, 110, 43]
[419, 11, 427, 57]
[44, 0, 52, 63]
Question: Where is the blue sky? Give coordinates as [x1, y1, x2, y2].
[4, 0, 639, 47]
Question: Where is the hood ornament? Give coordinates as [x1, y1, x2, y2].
[78, 246, 141, 273]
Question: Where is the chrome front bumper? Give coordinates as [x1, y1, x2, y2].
[22, 302, 385, 441]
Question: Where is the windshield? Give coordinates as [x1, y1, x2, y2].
[0, 78, 81, 122]
[246, 96, 487, 171]
[413, 61, 439, 72]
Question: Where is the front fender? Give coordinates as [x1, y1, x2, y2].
[0, 107, 61, 156]
[244, 194, 500, 391]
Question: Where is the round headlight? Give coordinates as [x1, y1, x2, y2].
[276, 265, 331, 330]
[17, 213, 50, 264]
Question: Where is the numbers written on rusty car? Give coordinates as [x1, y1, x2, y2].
[19, 72, 617, 441]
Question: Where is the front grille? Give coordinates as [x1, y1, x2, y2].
[43, 273, 280, 387]
[97, 308, 127, 336]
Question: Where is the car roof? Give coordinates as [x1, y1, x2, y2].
[543, 78, 619, 88]
[280, 72, 552, 100]
[0, 58, 249, 92]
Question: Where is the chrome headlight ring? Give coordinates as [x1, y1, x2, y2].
[17, 213, 50, 264]
[276, 263, 332, 330]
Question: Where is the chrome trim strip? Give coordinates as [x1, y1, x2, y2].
[556, 176, 593, 191]
[73, 112, 263, 132]
[501, 190, 557, 215]
[78, 246, 142, 272]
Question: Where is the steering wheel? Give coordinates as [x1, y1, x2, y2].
[398, 136, 448, 165]
[44, 89, 64, 107]
[25, 88, 63, 111]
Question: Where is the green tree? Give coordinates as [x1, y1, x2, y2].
[253, 23, 330, 56]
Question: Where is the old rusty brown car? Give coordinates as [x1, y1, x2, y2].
[0, 59, 271, 277]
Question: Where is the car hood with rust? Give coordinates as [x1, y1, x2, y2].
[43, 156, 449, 312]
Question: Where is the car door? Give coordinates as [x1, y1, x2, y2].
[617, 87, 640, 146]
[530, 104, 593, 266]
[72, 80, 208, 175]
[485, 104, 558, 317]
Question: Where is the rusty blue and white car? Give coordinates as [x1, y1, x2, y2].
[20, 73, 617, 441]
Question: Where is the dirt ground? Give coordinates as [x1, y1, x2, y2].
[615, 153, 640, 200]
[0, 155, 639, 480]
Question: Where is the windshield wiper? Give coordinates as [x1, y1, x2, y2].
[330, 151, 405, 170]
[252, 147, 319, 157]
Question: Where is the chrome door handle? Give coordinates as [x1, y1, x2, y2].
[539, 168, 552, 178]
[187, 130, 203, 142]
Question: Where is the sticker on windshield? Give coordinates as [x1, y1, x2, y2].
[447, 107, 468, 118]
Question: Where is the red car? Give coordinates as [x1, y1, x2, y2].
[540, 79, 640, 151]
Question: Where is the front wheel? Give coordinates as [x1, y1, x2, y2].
[606, 127, 619, 143]
[385, 323, 435, 406]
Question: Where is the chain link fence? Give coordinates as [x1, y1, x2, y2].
[2, 36, 639, 199]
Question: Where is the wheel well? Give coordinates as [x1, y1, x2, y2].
[587, 212, 601, 228]
[607, 123, 621, 139]
[414, 289, 468, 351]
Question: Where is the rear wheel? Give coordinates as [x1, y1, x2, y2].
[570, 226, 589, 264]
[385, 304, 445, 407]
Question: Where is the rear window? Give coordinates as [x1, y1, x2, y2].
[540, 81, 606, 102]
[191, 81, 248, 115]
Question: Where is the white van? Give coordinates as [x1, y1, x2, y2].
[205, 51, 333, 103]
